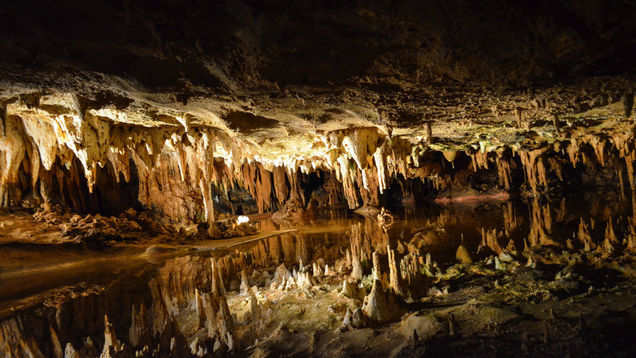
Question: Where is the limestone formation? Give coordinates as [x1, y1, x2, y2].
[362, 279, 405, 323]
[2, 2, 636, 357]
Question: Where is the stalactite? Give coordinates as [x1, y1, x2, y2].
[518, 148, 549, 195]
[590, 136, 607, 167]
[567, 139, 579, 168]
[4, 90, 636, 229]
[272, 165, 289, 205]
[254, 163, 273, 213]
[0, 115, 26, 207]
[495, 150, 512, 190]
[471, 151, 489, 172]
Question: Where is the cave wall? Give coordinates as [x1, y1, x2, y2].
[3, 91, 636, 224]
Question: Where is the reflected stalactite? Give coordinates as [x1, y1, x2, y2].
[479, 228, 504, 255]
[350, 223, 366, 281]
[527, 199, 559, 248]
[578, 218, 595, 251]
[3, 192, 636, 356]
[387, 246, 404, 296]
[502, 202, 520, 237]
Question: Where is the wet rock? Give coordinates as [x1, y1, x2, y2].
[399, 313, 442, 341]
[498, 251, 514, 263]
[312, 262, 324, 277]
[294, 270, 314, 290]
[388, 246, 404, 296]
[354, 206, 380, 217]
[362, 279, 406, 323]
[350, 308, 369, 329]
[341, 280, 366, 301]
[240, 270, 250, 295]
[445, 304, 519, 337]
[270, 263, 293, 290]
[64, 343, 79, 358]
[100, 314, 124, 358]
[455, 244, 473, 264]
[229, 279, 241, 292]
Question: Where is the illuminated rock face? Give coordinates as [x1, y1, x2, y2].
[2, 90, 636, 228]
[0, 1, 635, 225]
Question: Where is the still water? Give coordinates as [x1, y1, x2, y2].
[1, 193, 635, 357]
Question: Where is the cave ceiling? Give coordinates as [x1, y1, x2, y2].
[1, 0, 636, 213]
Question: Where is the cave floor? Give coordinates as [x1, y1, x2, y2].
[1, 195, 636, 357]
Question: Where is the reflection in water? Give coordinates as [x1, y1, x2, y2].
[1, 194, 636, 357]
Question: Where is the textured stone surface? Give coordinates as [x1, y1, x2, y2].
[0, 1, 636, 228]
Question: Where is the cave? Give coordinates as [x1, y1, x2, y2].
[1, 1, 636, 357]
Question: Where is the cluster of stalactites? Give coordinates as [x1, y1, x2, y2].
[4, 91, 636, 219]
[0, 93, 250, 224]
[1, 93, 409, 219]
[322, 127, 636, 209]
[466, 134, 636, 197]
[319, 127, 412, 208]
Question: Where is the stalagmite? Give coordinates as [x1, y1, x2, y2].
[271, 263, 294, 290]
[313, 262, 323, 277]
[455, 244, 473, 264]
[342, 308, 353, 329]
[342, 280, 366, 300]
[362, 279, 405, 323]
[64, 344, 79, 358]
[100, 314, 123, 358]
[240, 270, 250, 295]
[373, 251, 382, 281]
